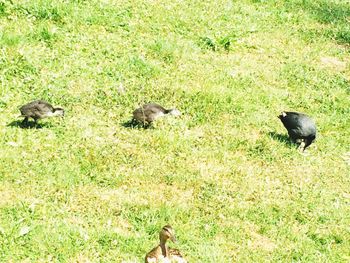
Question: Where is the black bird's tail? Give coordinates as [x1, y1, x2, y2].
[303, 135, 316, 151]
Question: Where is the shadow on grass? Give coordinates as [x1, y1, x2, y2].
[268, 132, 294, 147]
[121, 119, 152, 129]
[7, 120, 51, 129]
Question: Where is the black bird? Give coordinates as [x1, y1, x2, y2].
[132, 103, 181, 126]
[20, 100, 64, 125]
[278, 111, 316, 151]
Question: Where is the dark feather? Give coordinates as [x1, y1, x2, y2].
[278, 111, 317, 150]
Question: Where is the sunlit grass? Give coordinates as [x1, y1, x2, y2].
[0, 0, 349, 262]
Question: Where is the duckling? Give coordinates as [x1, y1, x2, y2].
[278, 111, 316, 151]
[133, 103, 181, 126]
[19, 100, 64, 124]
[145, 225, 187, 263]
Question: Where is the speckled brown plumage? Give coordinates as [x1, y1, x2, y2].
[133, 103, 181, 126]
[145, 225, 187, 263]
[19, 100, 64, 124]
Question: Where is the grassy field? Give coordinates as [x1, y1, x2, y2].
[0, 0, 350, 262]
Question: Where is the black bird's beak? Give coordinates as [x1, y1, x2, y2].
[278, 112, 286, 119]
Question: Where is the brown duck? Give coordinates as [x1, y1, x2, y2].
[19, 100, 64, 124]
[145, 225, 187, 263]
[133, 103, 181, 126]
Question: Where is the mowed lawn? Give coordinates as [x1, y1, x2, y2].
[0, 0, 350, 262]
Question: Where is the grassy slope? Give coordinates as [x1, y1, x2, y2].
[0, 0, 349, 262]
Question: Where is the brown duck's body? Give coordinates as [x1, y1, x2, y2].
[19, 100, 64, 124]
[145, 245, 168, 262]
[133, 103, 181, 126]
[145, 246, 187, 263]
[145, 225, 187, 263]
[169, 248, 187, 263]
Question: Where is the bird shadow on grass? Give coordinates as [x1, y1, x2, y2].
[7, 120, 51, 129]
[121, 120, 152, 129]
[268, 132, 294, 147]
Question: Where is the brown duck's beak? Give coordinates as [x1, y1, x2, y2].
[170, 235, 177, 243]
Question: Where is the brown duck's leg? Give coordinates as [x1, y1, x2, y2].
[33, 117, 40, 127]
[143, 121, 152, 129]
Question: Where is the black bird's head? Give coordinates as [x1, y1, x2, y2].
[278, 111, 287, 120]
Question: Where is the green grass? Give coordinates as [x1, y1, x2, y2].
[0, 0, 349, 262]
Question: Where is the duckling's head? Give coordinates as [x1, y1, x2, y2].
[53, 107, 65, 117]
[159, 225, 177, 243]
[168, 108, 181, 117]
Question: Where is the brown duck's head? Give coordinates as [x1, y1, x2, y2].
[168, 108, 181, 117]
[53, 107, 65, 117]
[159, 225, 177, 243]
